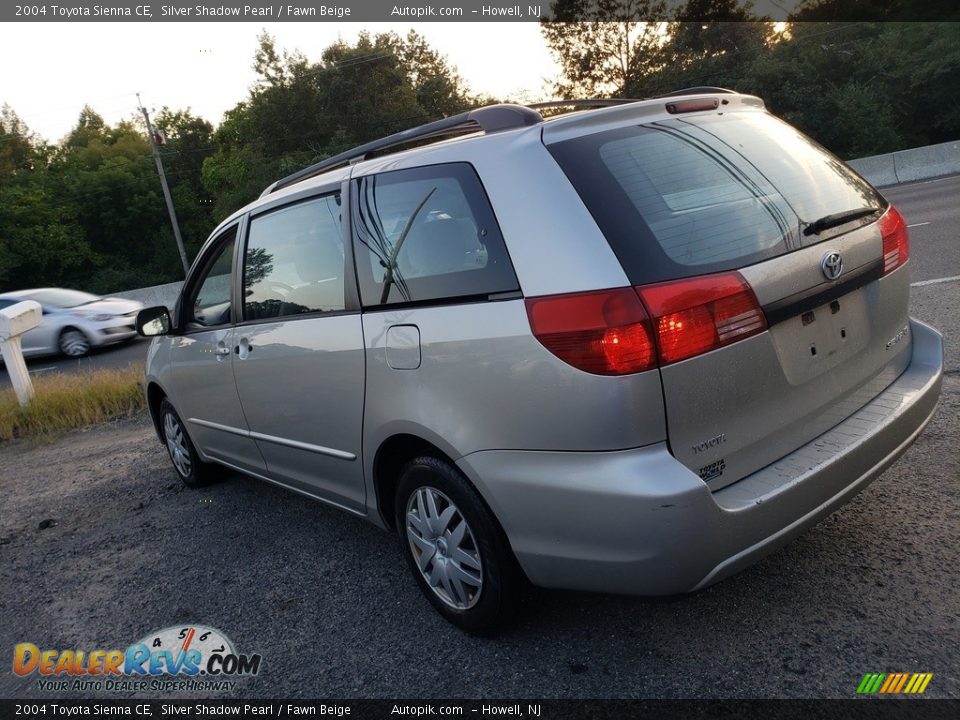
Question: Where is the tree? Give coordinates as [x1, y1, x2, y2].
[53, 111, 172, 290]
[0, 109, 93, 290]
[396, 30, 476, 117]
[743, 22, 960, 157]
[202, 31, 477, 220]
[791, 0, 960, 22]
[64, 106, 108, 149]
[0, 105, 39, 178]
[153, 108, 217, 258]
[540, 0, 959, 158]
[541, 0, 670, 97]
[631, 0, 774, 97]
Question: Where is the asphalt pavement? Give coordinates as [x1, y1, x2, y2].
[881, 174, 960, 287]
[0, 337, 150, 389]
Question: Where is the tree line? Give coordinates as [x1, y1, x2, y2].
[1, 5, 958, 294]
[543, 1, 959, 159]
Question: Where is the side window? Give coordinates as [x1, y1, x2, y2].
[243, 194, 344, 321]
[187, 229, 236, 328]
[352, 163, 518, 307]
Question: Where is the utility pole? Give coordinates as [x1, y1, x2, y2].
[138, 93, 190, 276]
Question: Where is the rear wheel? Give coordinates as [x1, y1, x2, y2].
[159, 399, 221, 488]
[395, 455, 521, 634]
[58, 328, 90, 358]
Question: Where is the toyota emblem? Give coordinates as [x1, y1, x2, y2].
[821, 251, 843, 281]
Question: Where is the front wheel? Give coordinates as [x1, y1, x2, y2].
[159, 399, 221, 488]
[395, 456, 521, 634]
[58, 328, 91, 357]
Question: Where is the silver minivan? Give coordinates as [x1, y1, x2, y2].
[138, 92, 943, 633]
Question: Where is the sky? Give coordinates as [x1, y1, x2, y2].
[0, 22, 561, 143]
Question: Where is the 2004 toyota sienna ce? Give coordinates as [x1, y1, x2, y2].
[137, 91, 943, 633]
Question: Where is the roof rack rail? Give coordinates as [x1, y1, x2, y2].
[526, 98, 642, 111]
[654, 87, 738, 98]
[262, 103, 543, 197]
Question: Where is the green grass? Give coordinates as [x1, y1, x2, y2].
[0, 365, 146, 441]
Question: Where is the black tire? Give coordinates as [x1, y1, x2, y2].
[395, 455, 521, 634]
[158, 398, 222, 488]
[58, 328, 91, 358]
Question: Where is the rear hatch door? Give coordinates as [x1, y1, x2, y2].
[546, 104, 913, 489]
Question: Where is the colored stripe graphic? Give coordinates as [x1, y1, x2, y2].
[857, 673, 885, 694]
[907, 673, 934, 694]
[857, 672, 933, 694]
[894, 673, 909, 693]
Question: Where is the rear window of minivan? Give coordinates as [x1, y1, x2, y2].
[546, 111, 885, 285]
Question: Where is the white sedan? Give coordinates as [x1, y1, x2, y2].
[0, 288, 143, 358]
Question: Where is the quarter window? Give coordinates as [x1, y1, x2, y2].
[187, 229, 236, 328]
[243, 194, 345, 321]
[352, 163, 518, 307]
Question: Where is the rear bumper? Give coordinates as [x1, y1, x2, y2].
[457, 318, 943, 595]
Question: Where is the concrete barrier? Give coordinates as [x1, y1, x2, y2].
[109, 281, 182, 312]
[847, 153, 899, 187]
[848, 140, 960, 187]
[893, 141, 960, 183]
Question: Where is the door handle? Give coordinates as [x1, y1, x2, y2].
[235, 338, 254, 358]
[214, 347, 231, 356]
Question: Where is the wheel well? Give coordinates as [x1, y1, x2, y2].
[146, 383, 166, 442]
[373, 433, 531, 586]
[374, 434, 458, 529]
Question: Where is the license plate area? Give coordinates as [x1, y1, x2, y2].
[769, 288, 870, 385]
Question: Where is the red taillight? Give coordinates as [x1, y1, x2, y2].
[880, 205, 910, 274]
[636, 272, 767, 365]
[525, 288, 656, 375]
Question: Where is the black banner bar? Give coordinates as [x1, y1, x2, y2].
[1, 699, 957, 720]
[3, 0, 959, 23]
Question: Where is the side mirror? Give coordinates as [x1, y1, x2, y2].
[136, 306, 172, 337]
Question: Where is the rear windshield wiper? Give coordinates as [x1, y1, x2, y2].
[802, 207, 882, 236]
[379, 186, 437, 305]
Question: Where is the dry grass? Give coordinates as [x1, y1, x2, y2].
[0, 365, 146, 441]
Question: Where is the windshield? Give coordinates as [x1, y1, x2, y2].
[22, 289, 101, 308]
[546, 111, 886, 285]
